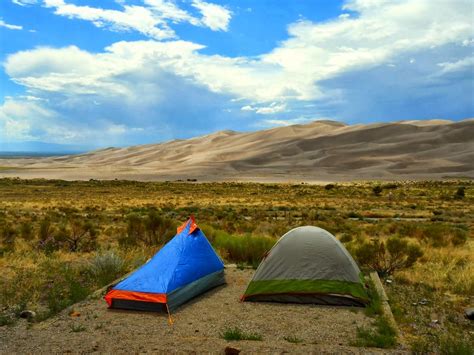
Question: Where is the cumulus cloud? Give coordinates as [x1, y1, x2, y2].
[42, 0, 232, 39]
[192, 0, 232, 31]
[43, 0, 176, 39]
[0, 18, 23, 30]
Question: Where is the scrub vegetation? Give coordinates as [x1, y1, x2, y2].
[0, 178, 473, 352]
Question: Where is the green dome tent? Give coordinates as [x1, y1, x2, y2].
[241, 226, 368, 306]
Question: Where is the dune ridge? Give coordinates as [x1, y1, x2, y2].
[1, 119, 473, 181]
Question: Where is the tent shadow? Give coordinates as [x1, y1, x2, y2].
[167, 282, 228, 312]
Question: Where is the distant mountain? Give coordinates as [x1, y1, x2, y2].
[0, 119, 473, 181]
[0, 141, 86, 154]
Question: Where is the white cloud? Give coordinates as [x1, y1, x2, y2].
[192, 0, 232, 31]
[12, 0, 38, 6]
[256, 103, 286, 115]
[144, 0, 199, 25]
[3, 0, 473, 145]
[261, 0, 472, 100]
[43, 0, 176, 40]
[0, 18, 23, 30]
[240, 102, 287, 114]
[24, 0, 471, 105]
[437, 56, 474, 75]
[0, 97, 54, 141]
[41, 0, 232, 39]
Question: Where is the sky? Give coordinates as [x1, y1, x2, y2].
[0, 0, 473, 151]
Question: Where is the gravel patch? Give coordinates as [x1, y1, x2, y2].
[0, 269, 406, 354]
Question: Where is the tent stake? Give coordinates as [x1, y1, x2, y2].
[165, 303, 174, 325]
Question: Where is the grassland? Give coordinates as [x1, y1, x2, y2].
[0, 178, 473, 352]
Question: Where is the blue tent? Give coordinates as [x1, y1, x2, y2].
[105, 217, 225, 312]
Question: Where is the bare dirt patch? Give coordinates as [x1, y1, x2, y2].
[0, 268, 404, 353]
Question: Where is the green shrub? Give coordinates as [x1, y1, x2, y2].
[122, 211, 176, 246]
[55, 219, 97, 252]
[339, 233, 353, 243]
[20, 222, 34, 241]
[87, 251, 126, 286]
[38, 218, 59, 253]
[454, 186, 465, 199]
[143, 211, 176, 245]
[43, 264, 90, 316]
[353, 236, 423, 276]
[372, 185, 383, 196]
[212, 231, 274, 266]
[421, 224, 468, 247]
[221, 327, 263, 341]
[1, 222, 16, 251]
[125, 213, 145, 246]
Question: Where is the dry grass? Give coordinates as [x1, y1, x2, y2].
[0, 178, 472, 352]
[398, 241, 474, 295]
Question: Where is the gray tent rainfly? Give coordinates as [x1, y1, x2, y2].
[241, 226, 369, 306]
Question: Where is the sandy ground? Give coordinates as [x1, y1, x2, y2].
[0, 268, 406, 354]
[1, 119, 473, 182]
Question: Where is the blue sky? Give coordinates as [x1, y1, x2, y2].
[0, 0, 473, 151]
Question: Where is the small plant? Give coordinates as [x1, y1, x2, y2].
[221, 327, 263, 341]
[454, 186, 465, 199]
[352, 317, 396, 349]
[70, 323, 86, 332]
[372, 185, 383, 196]
[0, 313, 15, 326]
[324, 184, 335, 190]
[364, 279, 382, 317]
[284, 335, 303, 343]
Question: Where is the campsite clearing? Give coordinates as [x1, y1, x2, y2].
[0, 268, 403, 354]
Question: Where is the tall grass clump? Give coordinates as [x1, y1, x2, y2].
[87, 251, 126, 286]
[212, 230, 274, 267]
[364, 278, 382, 317]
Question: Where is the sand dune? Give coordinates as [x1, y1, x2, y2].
[1, 119, 473, 181]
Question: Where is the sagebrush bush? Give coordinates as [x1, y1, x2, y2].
[1, 222, 16, 251]
[353, 236, 423, 276]
[121, 211, 176, 247]
[55, 218, 97, 252]
[87, 251, 126, 286]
